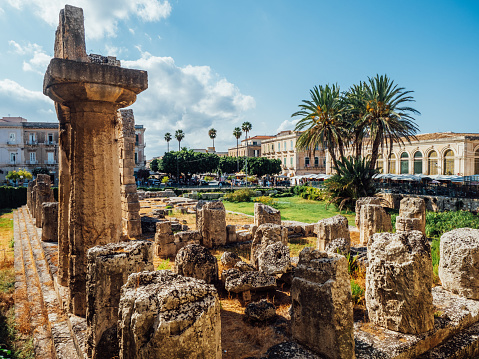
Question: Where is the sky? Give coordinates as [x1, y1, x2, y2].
[0, 0, 478, 159]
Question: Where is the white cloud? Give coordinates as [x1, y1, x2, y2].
[0, 79, 50, 103]
[129, 28, 135, 35]
[123, 52, 255, 157]
[277, 119, 299, 133]
[8, 41, 51, 75]
[7, 0, 171, 39]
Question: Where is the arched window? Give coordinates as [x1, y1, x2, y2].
[413, 151, 423, 174]
[428, 151, 438, 175]
[475, 149, 479, 175]
[400, 152, 409, 174]
[443, 149, 454, 175]
[377, 154, 384, 173]
[388, 153, 397, 174]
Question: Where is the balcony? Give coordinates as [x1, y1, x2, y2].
[26, 140, 38, 146]
[44, 160, 57, 165]
[26, 160, 38, 165]
[7, 141, 17, 145]
[45, 141, 56, 146]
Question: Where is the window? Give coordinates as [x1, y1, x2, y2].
[278, 142, 281, 151]
[29, 133, 36, 144]
[135, 152, 138, 164]
[443, 149, 454, 175]
[29, 152, 36, 164]
[283, 158, 286, 166]
[252, 141, 257, 145]
[283, 141, 286, 150]
[290, 157, 293, 166]
[428, 151, 438, 175]
[48, 133, 54, 143]
[400, 152, 409, 174]
[135, 134, 139, 145]
[475, 149, 479, 175]
[413, 151, 423, 174]
[377, 154, 384, 173]
[47, 152, 54, 163]
[314, 157, 319, 167]
[290, 140, 293, 150]
[10, 153, 16, 164]
[388, 153, 396, 174]
[305, 157, 310, 167]
[272, 144, 274, 151]
[8, 133, 15, 143]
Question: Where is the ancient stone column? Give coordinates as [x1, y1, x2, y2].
[355, 197, 381, 227]
[43, 5, 148, 316]
[41, 202, 58, 242]
[254, 202, 281, 226]
[314, 215, 350, 251]
[359, 204, 392, 246]
[251, 223, 289, 271]
[439, 228, 479, 299]
[118, 271, 221, 359]
[34, 176, 54, 228]
[175, 244, 218, 284]
[117, 109, 141, 238]
[196, 200, 227, 248]
[366, 231, 434, 334]
[86, 240, 153, 359]
[395, 197, 426, 235]
[291, 247, 355, 359]
[26, 181, 34, 213]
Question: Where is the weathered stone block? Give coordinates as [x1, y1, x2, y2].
[34, 181, 55, 228]
[258, 241, 292, 276]
[359, 204, 392, 246]
[324, 237, 350, 255]
[226, 224, 237, 243]
[366, 231, 434, 334]
[175, 244, 218, 284]
[86, 240, 153, 359]
[196, 200, 227, 248]
[254, 202, 281, 226]
[224, 269, 276, 293]
[41, 202, 58, 242]
[315, 215, 350, 251]
[221, 251, 241, 270]
[291, 247, 355, 359]
[396, 197, 426, 235]
[251, 223, 288, 269]
[355, 197, 381, 227]
[118, 271, 221, 359]
[439, 228, 479, 299]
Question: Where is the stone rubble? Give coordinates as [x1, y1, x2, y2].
[221, 251, 241, 269]
[396, 197, 426, 235]
[254, 202, 282, 226]
[174, 244, 218, 284]
[196, 200, 227, 247]
[314, 215, 350, 252]
[355, 197, 381, 228]
[359, 204, 392, 246]
[251, 223, 288, 270]
[41, 202, 58, 242]
[244, 299, 276, 323]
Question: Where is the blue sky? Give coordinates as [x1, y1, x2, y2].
[0, 0, 478, 159]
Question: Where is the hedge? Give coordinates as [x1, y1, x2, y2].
[0, 186, 58, 209]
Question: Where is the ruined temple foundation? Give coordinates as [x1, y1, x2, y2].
[43, 5, 148, 316]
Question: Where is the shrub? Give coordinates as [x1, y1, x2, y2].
[351, 279, 365, 305]
[0, 187, 27, 209]
[425, 211, 479, 238]
[253, 196, 278, 208]
[223, 188, 255, 202]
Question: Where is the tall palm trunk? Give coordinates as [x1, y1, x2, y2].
[236, 138, 239, 171]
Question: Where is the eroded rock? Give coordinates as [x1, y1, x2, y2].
[396, 197, 426, 235]
[41, 202, 58, 242]
[225, 270, 276, 293]
[314, 215, 350, 252]
[355, 197, 381, 227]
[257, 241, 292, 276]
[175, 244, 218, 284]
[221, 251, 241, 270]
[359, 204, 392, 246]
[254, 202, 281, 226]
[244, 299, 276, 323]
[251, 223, 288, 270]
[196, 200, 227, 248]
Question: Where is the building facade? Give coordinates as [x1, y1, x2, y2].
[0, 116, 147, 183]
[228, 135, 274, 158]
[261, 130, 326, 177]
[325, 132, 479, 176]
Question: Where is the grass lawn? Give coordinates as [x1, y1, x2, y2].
[223, 196, 356, 225]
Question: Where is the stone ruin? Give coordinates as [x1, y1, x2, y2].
[439, 228, 479, 299]
[118, 270, 221, 359]
[355, 196, 381, 228]
[196, 200, 227, 248]
[254, 202, 281, 226]
[291, 247, 355, 359]
[395, 197, 426, 235]
[44, 5, 148, 315]
[314, 214, 350, 253]
[359, 203, 392, 246]
[175, 244, 218, 284]
[366, 230, 434, 334]
[86, 240, 153, 359]
[41, 202, 58, 242]
[154, 221, 201, 259]
[251, 223, 289, 272]
[117, 109, 142, 239]
[27, 174, 55, 228]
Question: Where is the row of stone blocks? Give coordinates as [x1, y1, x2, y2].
[86, 240, 221, 359]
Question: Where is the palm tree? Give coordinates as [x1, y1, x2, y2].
[241, 121, 252, 184]
[292, 84, 346, 171]
[356, 74, 420, 170]
[342, 83, 368, 161]
[208, 128, 217, 148]
[175, 129, 185, 151]
[233, 127, 242, 171]
[164, 132, 172, 152]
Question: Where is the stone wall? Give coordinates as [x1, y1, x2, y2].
[378, 193, 479, 213]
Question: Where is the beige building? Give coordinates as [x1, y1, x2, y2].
[228, 135, 274, 158]
[325, 132, 479, 176]
[261, 130, 326, 177]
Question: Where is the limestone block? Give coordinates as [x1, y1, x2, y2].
[439, 228, 479, 299]
[118, 271, 221, 359]
[315, 215, 350, 251]
[86, 240, 153, 359]
[226, 224, 237, 243]
[34, 182, 55, 228]
[359, 204, 392, 246]
[27, 181, 34, 213]
[221, 251, 241, 270]
[257, 241, 292, 276]
[397, 197, 426, 234]
[244, 299, 276, 323]
[196, 200, 227, 248]
[291, 247, 355, 359]
[174, 230, 202, 244]
[235, 261, 256, 272]
[41, 202, 58, 242]
[254, 202, 281, 226]
[324, 237, 350, 255]
[141, 216, 160, 233]
[236, 230, 252, 242]
[224, 269, 276, 293]
[355, 197, 381, 227]
[366, 231, 434, 334]
[251, 223, 288, 269]
[175, 244, 218, 284]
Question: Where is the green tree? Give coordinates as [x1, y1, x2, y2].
[247, 157, 282, 177]
[175, 130, 185, 151]
[233, 127, 242, 172]
[208, 128, 217, 148]
[342, 82, 368, 160]
[6, 169, 33, 182]
[136, 168, 150, 182]
[150, 158, 159, 172]
[218, 156, 238, 174]
[292, 84, 346, 171]
[32, 167, 50, 177]
[355, 74, 420, 170]
[164, 132, 172, 152]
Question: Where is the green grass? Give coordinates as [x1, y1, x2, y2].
[157, 258, 172, 270]
[288, 237, 315, 257]
[223, 196, 355, 225]
[351, 279, 365, 305]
